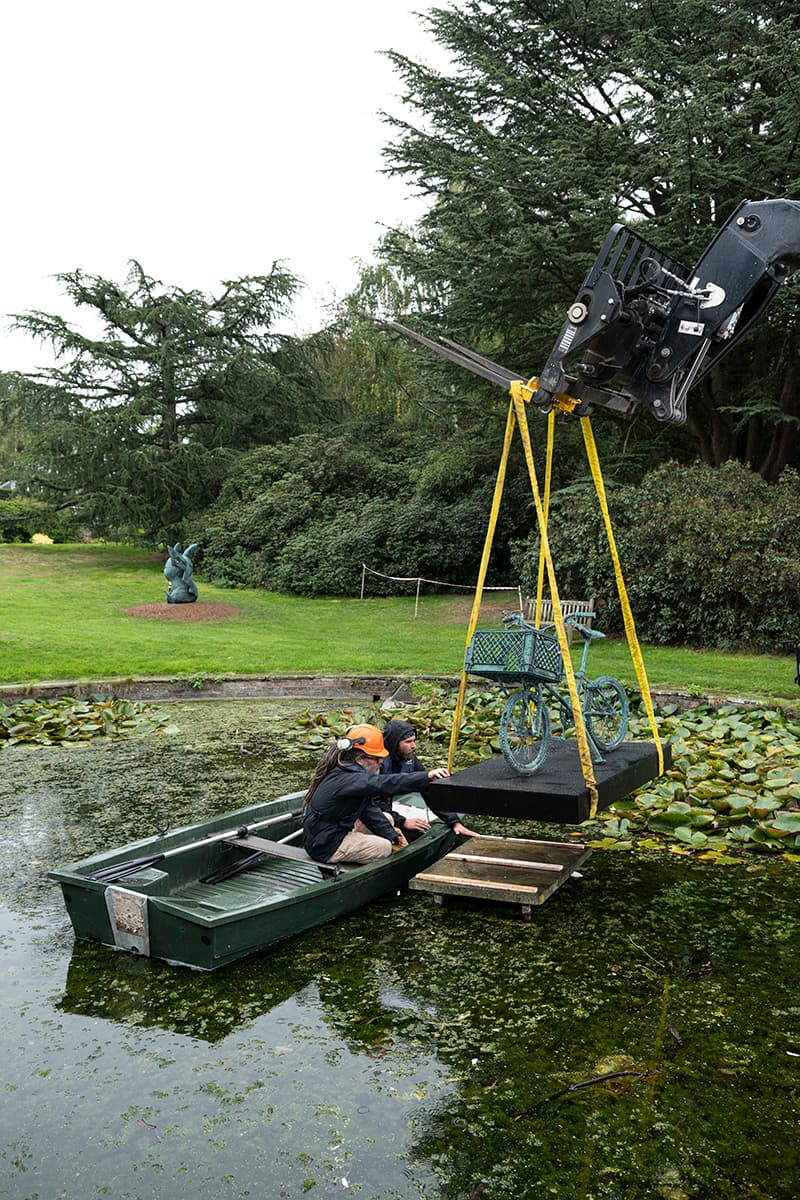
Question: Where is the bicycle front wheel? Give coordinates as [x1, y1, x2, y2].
[584, 676, 629, 751]
[499, 687, 552, 774]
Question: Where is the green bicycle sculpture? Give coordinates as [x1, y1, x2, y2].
[465, 612, 629, 775]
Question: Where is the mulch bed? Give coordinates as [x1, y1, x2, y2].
[121, 602, 242, 622]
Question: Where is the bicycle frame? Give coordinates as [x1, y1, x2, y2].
[502, 630, 606, 761]
[488, 612, 629, 774]
[535, 679, 606, 763]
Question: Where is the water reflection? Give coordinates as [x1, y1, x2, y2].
[3, 700, 800, 1199]
[56, 920, 453, 1060]
[57, 936, 375, 1045]
[3, 904, 456, 1200]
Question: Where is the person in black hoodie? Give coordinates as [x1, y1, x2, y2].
[302, 723, 451, 865]
[380, 719, 478, 838]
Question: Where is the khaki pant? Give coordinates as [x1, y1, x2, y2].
[329, 829, 393, 864]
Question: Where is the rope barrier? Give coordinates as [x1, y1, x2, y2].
[360, 563, 523, 618]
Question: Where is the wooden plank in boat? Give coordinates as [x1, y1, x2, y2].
[221, 834, 342, 880]
[409, 836, 590, 908]
[223, 834, 314, 863]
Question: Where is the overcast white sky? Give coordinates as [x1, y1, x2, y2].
[1, 0, 449, 373]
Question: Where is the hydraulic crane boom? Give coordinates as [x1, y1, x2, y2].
[387, 198, 800, 423]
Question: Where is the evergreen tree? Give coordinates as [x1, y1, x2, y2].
[11, 261, 302, 537]
[0, 372, 25, 487]
[381, 0, 800, 477]
[310, 263, 461, 423]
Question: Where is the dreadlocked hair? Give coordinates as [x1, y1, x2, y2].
[303, 741, 359, 807]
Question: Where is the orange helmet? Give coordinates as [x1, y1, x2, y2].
[339, 723, 388, 758]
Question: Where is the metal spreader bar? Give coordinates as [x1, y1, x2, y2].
[438, 335, 525, 384]
[382, 319, 522, 391]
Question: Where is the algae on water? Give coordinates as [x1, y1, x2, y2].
[1, 699, 799, 1199]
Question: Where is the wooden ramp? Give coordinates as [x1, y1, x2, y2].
[409, 835, 590, 919]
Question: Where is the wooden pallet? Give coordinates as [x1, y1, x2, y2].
[409, 835, 590, 919]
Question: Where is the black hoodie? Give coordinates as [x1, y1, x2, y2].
[379, 719, 460, 829]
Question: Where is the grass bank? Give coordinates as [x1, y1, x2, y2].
[0, 543, 796, 700]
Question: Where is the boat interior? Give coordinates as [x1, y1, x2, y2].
[66, 791, 443, 919]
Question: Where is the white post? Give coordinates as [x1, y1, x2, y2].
[414, 577, 421, 619]
[360, 563, 366, 600]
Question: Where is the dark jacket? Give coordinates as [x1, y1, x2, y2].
[380, 719, 460, 830]
[303, 762, 430, 863]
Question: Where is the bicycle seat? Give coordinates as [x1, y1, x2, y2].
[573, 623, 605, 641]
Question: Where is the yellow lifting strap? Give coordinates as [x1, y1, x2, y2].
[579, 417, 664, 773]
[532, 409, 556, 628]
[510, 383, 600, 816]
[447, 400, 517, 772]
[447, 390, 599, 816]
[446, 385, 661, 816]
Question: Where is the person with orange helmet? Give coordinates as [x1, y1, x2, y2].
[302, 723, 450, 865]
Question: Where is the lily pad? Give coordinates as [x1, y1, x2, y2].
[763, 812, 800, 837]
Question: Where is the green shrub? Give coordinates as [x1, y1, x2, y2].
[195, 424, 511, 597]
[511, 460, 800, 651]
[0, 496, 49, 542]
[0, 496, 84, 543]
[43, 507, 85, 543]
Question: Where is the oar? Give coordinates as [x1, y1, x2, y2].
[87, 809, 304, 883]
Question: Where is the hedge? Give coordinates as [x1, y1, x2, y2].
[511, 460, 800, 651]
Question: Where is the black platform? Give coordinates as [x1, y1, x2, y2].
[423, 740, 671, 824]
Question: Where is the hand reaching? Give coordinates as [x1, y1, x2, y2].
[452, 821, 478, 836]
[427, 767, 450, 781]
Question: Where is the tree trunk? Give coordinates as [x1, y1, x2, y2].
[687, 384, 715, 464]
[744, 414, 762, 470]
[759, 360, 798, 482]
[688, 375, 737, 466]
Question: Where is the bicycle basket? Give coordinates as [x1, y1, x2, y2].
[465, 627, 562, 682]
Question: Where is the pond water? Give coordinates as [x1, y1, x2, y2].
[1, 701, 799, 1200]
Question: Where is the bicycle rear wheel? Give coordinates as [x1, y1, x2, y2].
[499, 687, 552, 774]
[584, 676, 628, 751]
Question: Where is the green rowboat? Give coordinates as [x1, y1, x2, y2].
[49, 791, 458, 971]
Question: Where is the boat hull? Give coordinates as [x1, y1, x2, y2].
[49, 792, 457, 970]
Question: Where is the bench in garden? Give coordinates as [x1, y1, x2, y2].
[522, 597, 595, 644]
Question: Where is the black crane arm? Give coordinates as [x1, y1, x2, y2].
[382, 198, 800, 424]
[536, 198, 800, 423]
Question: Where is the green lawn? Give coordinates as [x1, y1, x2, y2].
[0, 543, 796, 700]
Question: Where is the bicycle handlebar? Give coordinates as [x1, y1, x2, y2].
[542, 618, 604, 642]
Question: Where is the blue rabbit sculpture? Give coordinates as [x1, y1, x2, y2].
[164, 542, 199, 604]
